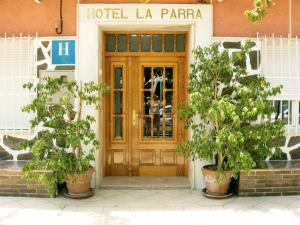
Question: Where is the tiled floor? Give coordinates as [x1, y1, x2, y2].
[1, 190, 300, 225]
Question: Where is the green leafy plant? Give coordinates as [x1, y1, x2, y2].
[178, 42, 284, 177]
[22, 77, 109, 196]
[245, 0, 273, 23]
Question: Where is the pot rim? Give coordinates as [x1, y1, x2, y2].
[202, 165, 232, 173]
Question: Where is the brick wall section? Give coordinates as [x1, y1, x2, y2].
[0, 169, 52, 198]
[239, 169, 300, 197]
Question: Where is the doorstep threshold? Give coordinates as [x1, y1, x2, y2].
[100, 176, 191, 190]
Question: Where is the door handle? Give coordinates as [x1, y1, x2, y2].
[132, 110, 140, 126]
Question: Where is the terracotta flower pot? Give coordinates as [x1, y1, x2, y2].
[202, 165, 232, 196]
[66, 167, 95, 195]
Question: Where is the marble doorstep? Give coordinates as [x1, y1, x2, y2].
[100, 176, 191, 190]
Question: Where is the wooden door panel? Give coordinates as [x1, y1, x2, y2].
[131, 57, 187, 176]
[104, 57, 129, 176]
[139, 149, 156, 165]
[139, 166, 177, 177]
[105, 56, 187, 176]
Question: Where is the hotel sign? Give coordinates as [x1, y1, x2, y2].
[79, 4, 211, 22]
[52, 40, 75, 65]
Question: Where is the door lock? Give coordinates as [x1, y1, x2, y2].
[132, 110, 140, 126]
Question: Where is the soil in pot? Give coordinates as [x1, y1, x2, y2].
[202, 165, 232, 196]
[66, 167, 95, 195]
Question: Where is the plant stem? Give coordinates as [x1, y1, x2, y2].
[74, 81, 83, 159]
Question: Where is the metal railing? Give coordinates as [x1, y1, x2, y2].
[0, 33, 38, 160]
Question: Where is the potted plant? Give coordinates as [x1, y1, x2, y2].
[178, 42, 284, 197]
[22, 77, 109, 197]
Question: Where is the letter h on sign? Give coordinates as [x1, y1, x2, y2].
[52, 40, 75, 65]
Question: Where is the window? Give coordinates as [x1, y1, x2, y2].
[105, 33, 186, 53]
[0, 37, 35, 130]
[270, 100, 292, 125]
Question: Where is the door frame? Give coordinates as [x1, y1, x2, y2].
[77, 4, 213, 187]
[102, 32, 189, 177]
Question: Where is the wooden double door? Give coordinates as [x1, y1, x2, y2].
[104, 56, 187, 176]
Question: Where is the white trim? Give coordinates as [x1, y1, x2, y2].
[77, 3, 213, 190]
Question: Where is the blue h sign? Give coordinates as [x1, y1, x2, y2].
[52, 40, 75, 65]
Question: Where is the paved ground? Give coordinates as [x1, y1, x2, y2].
[1, 190, 300, 225]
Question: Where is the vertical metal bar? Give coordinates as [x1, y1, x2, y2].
[296, 36, 299, 132]
[34, 33, 38, 134]
[272, 34, 275, 81]
[12, 34, 15, 131]
[34, 32, 38, 84]
[279, 36, 285, 134]
[288, 34, 291, 130]
[256, 34, 262, 123]
[19, 33, 23, 132]
[27, 34, 31, 131]
[264, 34, 268, 122]
[289, 0, 292, 36]
[4, 33, 7, 132]
[281, 100, 283, 121]
[256, 33, 260, 74]
[280, 36, 283, 86]
[264, 35, 267, 77]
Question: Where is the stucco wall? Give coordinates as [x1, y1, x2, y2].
[0, 0, 77, 36]
[0, 0, 299, 37]
[213, 0, 290, 37]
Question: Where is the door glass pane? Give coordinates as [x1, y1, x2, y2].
[141, 66, 175, 139]
[114, 91, 122, 114]
[143, 91, 151, 115]
[153, 113, 162, 138]
[114, 67, 123, 89]
[153, 67, 164, 101]
[164, 34, 174, 52]
[153, 34, 162, 52]
[176, 34, 185, 52]
[143, 117, 152, 138]
[165, 67, 173, 89]
[165, 91, 173, 113]
[106, 34, 116, 52]
[144, 67, 152, 89]
[165, 116, 173, 138]
[141, 35, 151, 52]
[129, 34, 139, 52]
[118, 34, 127, 52]
[114, 116, 123, 139]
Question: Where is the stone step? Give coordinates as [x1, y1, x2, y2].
[100, 176, 191, 190]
